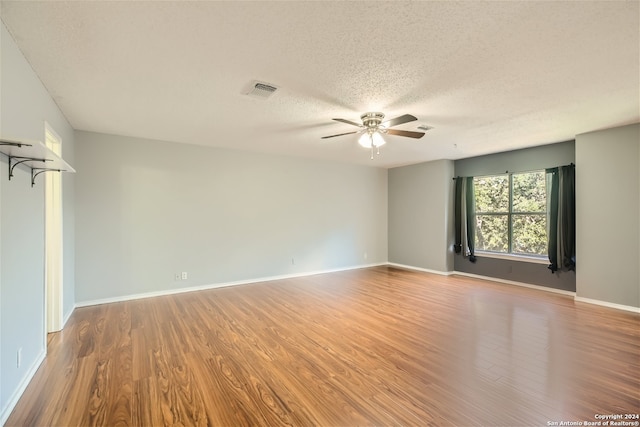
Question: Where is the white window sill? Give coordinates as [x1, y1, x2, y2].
[475, 251, 549, 265]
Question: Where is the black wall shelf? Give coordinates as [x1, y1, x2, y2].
[0, 138, 75, 187]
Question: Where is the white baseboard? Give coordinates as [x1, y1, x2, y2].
[389, 262, 574, 298]
[75, 262, 387, 308]
[349, 263, 579, 299]
[61, 261, 640, 314]
[393, 264, 638, 314]
[452, 270, 576, 297]
[3, 263, 636, 427]
[574, 296, 640, 314]
[387, 262, 453, 276]
[0, 349, 46, 426]
[451, 271, 639, 313]
[62, 306, 74, 328]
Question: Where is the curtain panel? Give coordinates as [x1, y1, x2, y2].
[546, 164, 576, 273]
[454, 176, 476, 262]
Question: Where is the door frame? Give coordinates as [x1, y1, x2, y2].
[44, 122, 63, 334]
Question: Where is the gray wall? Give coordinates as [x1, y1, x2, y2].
[75, 131, 388, 304]
[0, 22, 75, 422]
[455, 141, 575, 177]
[454, 141, 576, 291]
[576, 124, 639, 308]
[388, 159, 454, 272]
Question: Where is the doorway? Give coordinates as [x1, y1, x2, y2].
[44, 123, 63, 333]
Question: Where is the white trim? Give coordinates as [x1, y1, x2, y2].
[0, 349, 46, 426]
[574, 296, 640, 314]
[44, 122, 62, 155]
[5, 263, 635, 426]
[452, 270, 577, 297]
[44, 121, 64, 335]
[62, 306, 74, 328]
[387, 262, 453, 276]
[474, 251, 549, 265]
[391, 264, 638, 314]
[75, 263, 387, 308]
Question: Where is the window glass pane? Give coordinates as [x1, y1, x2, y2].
[474, 175, 509, 212]
[512, 171, 546, 213]
[475, 214, 508, 252]
[512, 214, 547, 255]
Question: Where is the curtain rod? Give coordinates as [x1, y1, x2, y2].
[452, 162, 574, 180]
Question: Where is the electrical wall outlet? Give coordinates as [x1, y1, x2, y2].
[181, 272, 188, 280]
[17, 347, 22, 368]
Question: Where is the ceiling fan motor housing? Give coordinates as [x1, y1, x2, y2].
[361, 112, 385, 130]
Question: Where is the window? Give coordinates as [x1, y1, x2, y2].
[474, 171, 547, 257]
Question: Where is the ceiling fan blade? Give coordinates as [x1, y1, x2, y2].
[382, 114, 418, 128]
[385, 129, 425, 139]
[332, 118, 363, 127]
[321, 131, 359, 139]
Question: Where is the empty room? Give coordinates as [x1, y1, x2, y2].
[1, 1, 639, 426]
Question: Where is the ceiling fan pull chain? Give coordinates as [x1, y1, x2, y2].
[370, 134, 375, 159]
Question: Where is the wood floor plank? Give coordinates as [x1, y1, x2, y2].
[5, 266, 640, 426]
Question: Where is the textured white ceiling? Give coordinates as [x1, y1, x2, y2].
[1, 1, 638, 168]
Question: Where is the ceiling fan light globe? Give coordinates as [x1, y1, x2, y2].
[358, 132, 386, 148]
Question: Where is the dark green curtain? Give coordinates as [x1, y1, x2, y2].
[546, 164, 575, 273]
[454, 176, 476, 262]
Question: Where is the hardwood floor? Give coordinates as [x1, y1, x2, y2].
[6, 266, 640, 426]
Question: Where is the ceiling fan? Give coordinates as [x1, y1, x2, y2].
[321, 112, 426, 159]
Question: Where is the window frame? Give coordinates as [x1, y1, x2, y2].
[473, 170, 548, 260]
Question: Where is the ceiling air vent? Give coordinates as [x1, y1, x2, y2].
[246, 81, 278, 99]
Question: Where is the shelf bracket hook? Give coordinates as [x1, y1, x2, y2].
[31, 168, 63, 187]
[8, 156, 50, 180]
